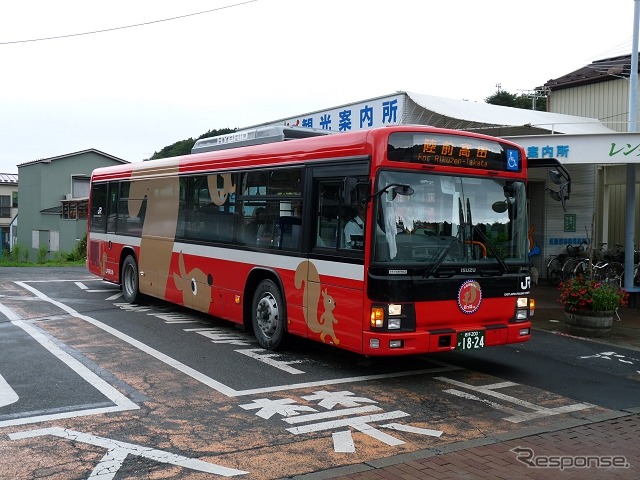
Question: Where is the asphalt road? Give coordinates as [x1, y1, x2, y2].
[0, 267, 637, 479]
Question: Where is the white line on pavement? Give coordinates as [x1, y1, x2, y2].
[13, 281, 461, 398]
[0, 373, 19, 408]
[0, 301, 139, 428]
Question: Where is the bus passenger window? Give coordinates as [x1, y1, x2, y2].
[244, 207, 267, 243]
[90, 183, 108, 233]
[315, 180, 341, 249]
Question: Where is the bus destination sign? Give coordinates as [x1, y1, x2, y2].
[387, 132, 521, 172]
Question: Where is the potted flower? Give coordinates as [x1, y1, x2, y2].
[559, 275, 628, 337]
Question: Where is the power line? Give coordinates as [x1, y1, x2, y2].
[0, 0, 257, 45]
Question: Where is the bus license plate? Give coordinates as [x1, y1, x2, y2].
[456, 330, 485, 350]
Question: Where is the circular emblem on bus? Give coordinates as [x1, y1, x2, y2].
[458, 280, 482, 314]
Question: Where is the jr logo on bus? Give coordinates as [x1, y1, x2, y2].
[458, 280, 482, 314]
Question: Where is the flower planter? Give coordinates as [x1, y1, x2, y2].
[564, 309, 614, 337]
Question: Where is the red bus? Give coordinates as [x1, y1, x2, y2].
[87, 125, 567, 356]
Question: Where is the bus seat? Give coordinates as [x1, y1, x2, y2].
[278, 216, 301, 249]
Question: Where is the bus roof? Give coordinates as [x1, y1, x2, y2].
[190, 125, 335, 154]
[91, 126, 526, 181]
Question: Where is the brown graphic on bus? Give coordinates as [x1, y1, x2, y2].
[294, 260, 340, 345]
[173, 251, 213, 312]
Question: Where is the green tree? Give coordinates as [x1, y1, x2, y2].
[485, 89, 546, 111]
[150, 128, 237, 160]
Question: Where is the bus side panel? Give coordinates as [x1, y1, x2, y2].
[278, 268, 308, 339]
[166, 250, 222, 313]
[132, 172, 180, 301]
[103, 241, 122, 284]
[165, 251, 248, 324]
[294, 260, 364, 353]
[87, 238, 103, 278]
[103, 238, 124, 284]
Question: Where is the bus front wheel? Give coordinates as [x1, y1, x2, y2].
[122, 255, 142, 304]
[252, 279, 286, 350]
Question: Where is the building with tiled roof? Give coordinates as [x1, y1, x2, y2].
[543, 54, 637, 133]
[539, 54, 640, 285]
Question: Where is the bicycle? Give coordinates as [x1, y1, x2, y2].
[573, 242, 624, 286]
[546, 253, 566, 287]
[561, 241, 589, 282]
[546, 242, 588, 287]
[573, 257, 624, 286]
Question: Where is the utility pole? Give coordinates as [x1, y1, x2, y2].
[518, 89, 548, 111]
[624, 0, 639, 293]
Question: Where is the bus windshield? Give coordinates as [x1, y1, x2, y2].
[372, 170, 528, 269]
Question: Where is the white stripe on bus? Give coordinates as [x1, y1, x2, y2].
[89, 234, 364, 281]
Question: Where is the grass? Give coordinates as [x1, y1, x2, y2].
[1, 236, 86, 267]
[0, 257, 86, 267]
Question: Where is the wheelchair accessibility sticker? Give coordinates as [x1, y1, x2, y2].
[506, 149, 520, 171]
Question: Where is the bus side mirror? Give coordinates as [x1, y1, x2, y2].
[546, 169, 570, 211]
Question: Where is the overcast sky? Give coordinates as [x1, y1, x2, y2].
[0, 0, 635, 173]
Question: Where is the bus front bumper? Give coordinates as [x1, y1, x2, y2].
[362, 322, 531, 356]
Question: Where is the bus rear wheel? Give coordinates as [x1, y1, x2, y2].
[252, 279, 286, 350]
[122, 255, 142, 304]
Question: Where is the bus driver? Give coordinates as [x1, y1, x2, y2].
[344, 205, 365, 249]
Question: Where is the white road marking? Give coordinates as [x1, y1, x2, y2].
[75, 282, 88, 290]
[0, 373, 19, 408]
[285, 411, 409, 435]
[185, 328, 251, 344]
[0, 301, 139, 428]
[9, 427, 248, 477]
[184, 327, 253, 346]
[239, 398, 317, 419]
[105, 292, 123, 301]
[154, 313, 202, 325]
[283, 406, 383, 424]
[235, 349, 305, 374]
[14, 281, 462, 398]
[332, 430, 355, 452]
[242, 391, 444, 453]
[15, 282, 240, 398]
[436, 376, 592, 423]
[381, 423, 443, 438]
[444, 389, 526, 417]
[579, 351, 638, 366]
[27, 278, 100, 283]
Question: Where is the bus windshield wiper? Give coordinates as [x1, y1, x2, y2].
[472, 224, 509, 273]
[423, 239, 456, 278]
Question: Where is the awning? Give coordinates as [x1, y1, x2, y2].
[404, 91, 616, 136]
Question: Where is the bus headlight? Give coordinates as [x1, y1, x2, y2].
[388, 318, 401, 330]
[516, 297, 531, 321]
